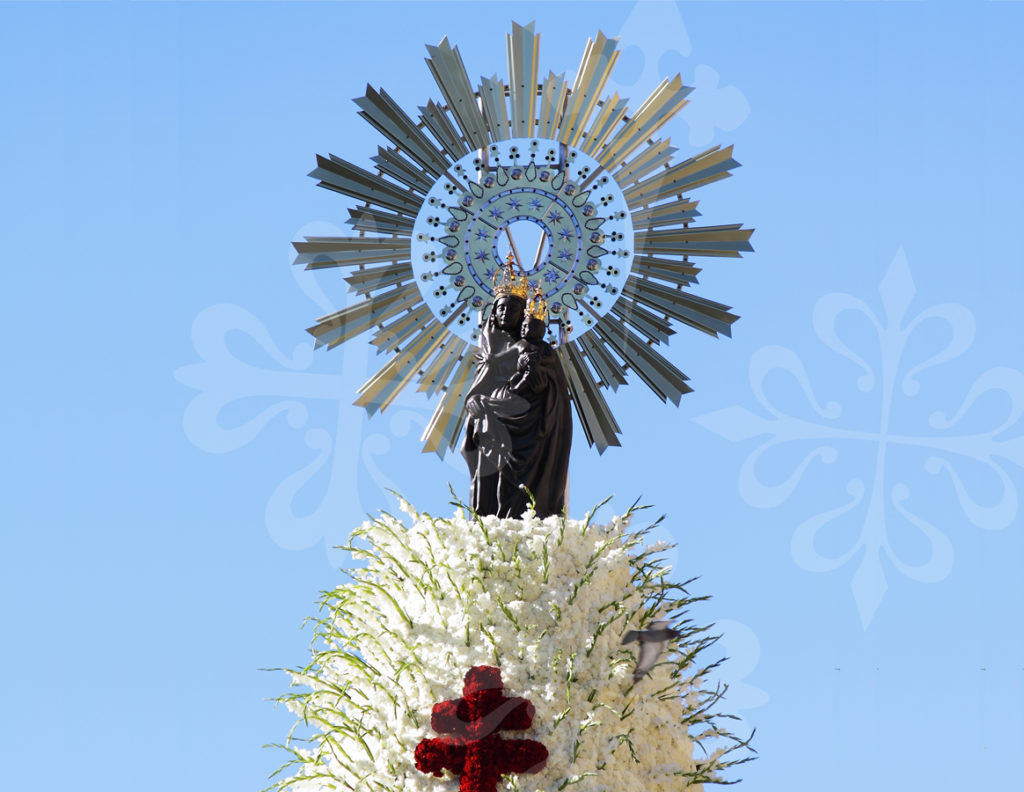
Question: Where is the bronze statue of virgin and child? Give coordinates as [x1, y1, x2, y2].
[461, 255, 572, 520]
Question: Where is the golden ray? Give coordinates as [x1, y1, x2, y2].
[576, 93, 628, 158]
[613, 139, 679, 187]
[598, 76, 693, 168]
[421, 353, 476, 456]
[355, 319, 450, 415]
[308, 284, 420, 350]
[629, 200, 701, 229]
[371, 304, 434, 353]
[343, 262, 414, 296]
[418, 336, 469, 397]
[559, 31, 620, 148]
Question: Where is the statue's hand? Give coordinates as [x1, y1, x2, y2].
[466, 395, 485, 418]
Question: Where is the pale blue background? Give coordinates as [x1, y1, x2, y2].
[4, 1, 1023, 790]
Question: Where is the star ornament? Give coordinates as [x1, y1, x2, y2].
[296, 21, 753, 455]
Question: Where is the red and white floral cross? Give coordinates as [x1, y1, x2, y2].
[414, 666, 548, 792]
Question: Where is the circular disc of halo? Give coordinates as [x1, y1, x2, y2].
[411, 138, 634, 345]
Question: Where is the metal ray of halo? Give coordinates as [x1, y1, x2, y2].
[297, 21, 753, 457]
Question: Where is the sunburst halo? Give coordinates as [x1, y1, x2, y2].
[296, 21, 753, 456]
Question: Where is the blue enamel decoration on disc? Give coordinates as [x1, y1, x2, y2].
[411, 139, 634, 345]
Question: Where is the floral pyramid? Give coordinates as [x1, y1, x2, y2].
[272, 500, 752, 791]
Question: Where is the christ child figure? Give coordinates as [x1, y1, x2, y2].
[508, 291, 550, 400]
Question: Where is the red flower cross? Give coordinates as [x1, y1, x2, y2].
[414, 666, 548, 792]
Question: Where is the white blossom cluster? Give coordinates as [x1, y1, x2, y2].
[273, 499, 752, 792]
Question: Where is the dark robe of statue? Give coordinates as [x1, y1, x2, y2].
[462, 296, 572, 519]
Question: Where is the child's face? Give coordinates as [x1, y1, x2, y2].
[521, 316, 546, 342]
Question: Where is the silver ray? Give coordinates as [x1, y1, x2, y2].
[506, 21, 539, 138]
[425, 37, 490, 150]
[557, 342, 622, 453]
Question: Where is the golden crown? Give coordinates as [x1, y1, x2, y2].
[492, 252, 529, 300]
[527, 287, 548, 323]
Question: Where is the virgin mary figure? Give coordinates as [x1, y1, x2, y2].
[462, 266, 572, 519]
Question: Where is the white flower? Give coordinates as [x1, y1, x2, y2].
[271, 501, 752, 791]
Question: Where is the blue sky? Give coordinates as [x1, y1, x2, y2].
[3, 1, 1023, 790]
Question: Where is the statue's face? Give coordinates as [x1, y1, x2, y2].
[521, 316, 546, 343]
[493, 297, 525, 332]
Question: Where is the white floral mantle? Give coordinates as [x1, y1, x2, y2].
[273, 500, 752, 792]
